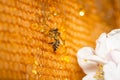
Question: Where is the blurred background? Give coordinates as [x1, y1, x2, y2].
[0, 0, 120, 80]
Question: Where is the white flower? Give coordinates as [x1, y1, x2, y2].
[77, 29, 120, 80]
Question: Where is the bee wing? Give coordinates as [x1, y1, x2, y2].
[58, 36, 65, 45]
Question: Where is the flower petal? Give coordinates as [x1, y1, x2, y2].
[95, 33, 109, 58]
[116, 63, 120, 80]
[107, 29, 120, 51]
[83, 73, 96, 80]
[103, 62, 117, 80]
[77, 47, 94, 58]
[77, 59, 98, 74]
[108, 29, 120, 37]
[110, 50, 120, 64]
[77, 47, 98, 74]
[84, 55, 107, 64]
[103, 61, 120, 80]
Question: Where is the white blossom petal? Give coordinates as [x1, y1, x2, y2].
[77, 58, 98, 74]
[95, 33, 109, 58]
[107, 29, 120, 37]
[116, 63, 120, 80]
[106, 29, 120, 51]
[83, 55, 107, 64]
[77, 47, 94, 58]
[77, 47, 98, 74]
[77, 47, 106, 64]
[103, 62, 117, 80]
[110, 50, 120, 64]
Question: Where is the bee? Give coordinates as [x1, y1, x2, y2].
[50, 39, 60, 51]
[49, 28, 60, 39]
[49, 28, 64, 51]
